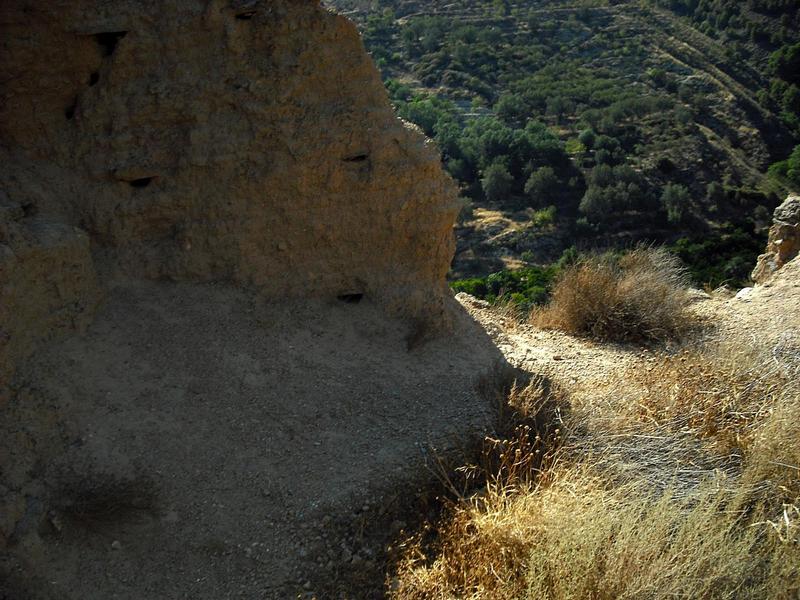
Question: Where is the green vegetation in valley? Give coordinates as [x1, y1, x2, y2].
[451, 224, 764, 311]
[333, 0, 798, 285]
[669, 224, 768, 288]
[450, 246, 579, 309]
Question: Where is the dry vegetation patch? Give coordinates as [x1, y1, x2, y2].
[389, 338, 800, 599]
[625, 346, 789, 456]
[531, 247, 698, 343]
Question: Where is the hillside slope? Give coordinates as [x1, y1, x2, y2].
[327, 0, 800, 286]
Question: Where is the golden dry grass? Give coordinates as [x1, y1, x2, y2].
[392, 469, 799, 599]
[531, 247, 696, 343]
[389, 341, 800, 599]
[625, 349, 786, 453]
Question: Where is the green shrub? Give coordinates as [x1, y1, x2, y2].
[451, 265, 559, 310]
[769, 42, 800, 84]
[564, 138, 586, 155]
[524, 167, 559, 206]
[531, 206, 557, 227]
[669, 225, 766, 288]
[451, 277, 488, 297]
[578, 129, 596, 149]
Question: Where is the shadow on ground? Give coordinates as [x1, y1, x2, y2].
[1, 280, 509, 599]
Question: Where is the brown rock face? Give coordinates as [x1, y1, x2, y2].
[0, 0, 459, 383]
[752, 194, 800, 284]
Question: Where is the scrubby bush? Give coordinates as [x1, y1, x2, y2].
[531, 247, 694, 342]
[563, 138, 586, 155]
[531, 205, 557, 227]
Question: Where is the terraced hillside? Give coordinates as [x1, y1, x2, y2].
[325, 0, 800, 295]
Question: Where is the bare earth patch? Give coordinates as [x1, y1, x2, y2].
[1, 281, 504, 599]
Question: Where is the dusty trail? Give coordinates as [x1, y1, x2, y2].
[459, 257, 800, 408]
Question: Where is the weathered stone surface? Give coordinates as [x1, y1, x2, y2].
[0, 0, 459, 383]
[752, 194, 800, 284]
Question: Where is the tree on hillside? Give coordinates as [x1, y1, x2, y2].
[579, 165, 649, 223]
[661, 183, 691, 224]
[495, 93, 527, 126]
[769, 42, 800, 84]
[524, 166, 559, 206]
[482, 162, 514, 203]
[546, 96, 572, 123]
[578, 129, 596, 149]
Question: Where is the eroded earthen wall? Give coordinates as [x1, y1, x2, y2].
[0, 0, 459, 385]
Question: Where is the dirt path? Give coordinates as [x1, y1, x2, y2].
[458, 257, 800, 405]
[457, 293, 644, 406]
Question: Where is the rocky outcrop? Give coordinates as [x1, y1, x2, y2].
[0, 0, 459, 385]
[752, 194, 800, 284]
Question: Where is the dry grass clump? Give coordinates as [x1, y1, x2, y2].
[626, 347, 786, 456]
[531, 247, 696, 343]
[390, 341, 800, 599]
[620, 337, 799, 503]
[745, 387, 800, 502]
[392, 380, 571, 600]
[392, 460, 799, 600]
